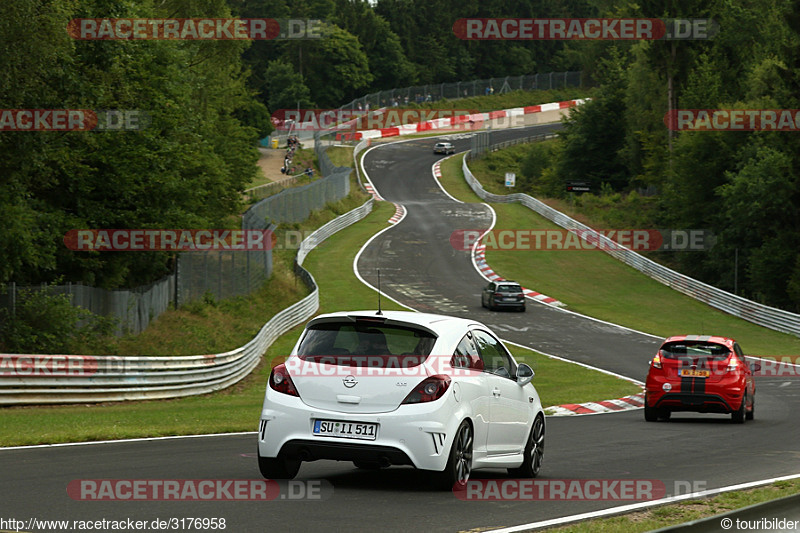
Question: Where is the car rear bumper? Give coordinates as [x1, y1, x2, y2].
[257, 390, 464, 472]
[646, 373, 745, 414]
[649, 392, 736, 413]
[279, 440, 414, 466]
[492, 300, 525, 308]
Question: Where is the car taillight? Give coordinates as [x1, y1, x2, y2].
[401, 375, 451, 404]
[494, 292, 503, 298]
[652, 353, 662, 369]
[269, 363, 299, 397]
[727, 358, 742, 373]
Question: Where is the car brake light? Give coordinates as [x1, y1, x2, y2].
[401, 375, 451, 404]
[652, 353, 662, 369]
[269, 363, 299, 397]
[727, 358, 741, 373]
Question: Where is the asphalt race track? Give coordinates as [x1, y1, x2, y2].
[2, 125, 800, 532]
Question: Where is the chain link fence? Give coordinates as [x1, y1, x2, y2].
[0, 277, 176, 337]
[469, 131, 559, 160]
[338, 72, 582, 112]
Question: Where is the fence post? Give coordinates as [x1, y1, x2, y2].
[217, 253, 222, 301]
[175, 256, 180, 308]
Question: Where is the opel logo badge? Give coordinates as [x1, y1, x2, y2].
[343, 375, 358, 388]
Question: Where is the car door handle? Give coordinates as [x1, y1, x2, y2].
[492, 388, 501, 397]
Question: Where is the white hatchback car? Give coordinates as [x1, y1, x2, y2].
[257, 310, 545, 489]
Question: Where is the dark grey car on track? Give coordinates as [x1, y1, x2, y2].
[481, 281, 526, 311]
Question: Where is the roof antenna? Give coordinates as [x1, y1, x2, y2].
[377, 269, 383, 315]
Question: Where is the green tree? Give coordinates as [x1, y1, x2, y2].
[263, 59, 315, 112]
[298, 23, 372, 107]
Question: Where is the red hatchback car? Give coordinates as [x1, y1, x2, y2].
[644, 335, 757, 423]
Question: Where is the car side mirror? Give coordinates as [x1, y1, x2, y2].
[516, 363, 535, 386]
[750, 362, 761, 372]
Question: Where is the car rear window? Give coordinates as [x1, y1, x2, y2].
[496, 284, 522, 292]
[660, 341, 730, 360]
[296, 321, 437, 366]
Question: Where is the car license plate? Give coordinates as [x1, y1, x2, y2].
[313, 420, 378, 440]
[679, 369, 710, 377]
[504, 297, 516, 301]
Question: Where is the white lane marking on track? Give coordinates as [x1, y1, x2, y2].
[0, 431, 257, 451]
[485, 473, 800, 533]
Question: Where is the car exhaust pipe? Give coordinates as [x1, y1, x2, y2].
[299, 449, 313, 461]
[379, 456, 391, 468]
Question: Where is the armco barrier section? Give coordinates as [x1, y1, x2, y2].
[462, 155, 800, 337]
[0, 198, 374, 405]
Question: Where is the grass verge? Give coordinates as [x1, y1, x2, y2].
[439, 153, 800, 356]
[539, 479, 800, 533]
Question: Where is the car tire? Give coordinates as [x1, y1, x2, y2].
[746, 393, 754, 421]
[732, 393, 747, 424]
[518, 305, 526, 312]
[258, 452, 301, 479]
[644, 403, 659, 422]
[432, 420, 473, 490]
[508, 414, 544, 478]
[658, 409, 671, 421]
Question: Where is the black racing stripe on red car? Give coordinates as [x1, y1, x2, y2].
[693, 376, 705, 396]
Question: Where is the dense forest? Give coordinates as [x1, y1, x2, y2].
[1, 0, 799, 313]
[516, 0, 800, 311]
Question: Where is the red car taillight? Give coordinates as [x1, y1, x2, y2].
[269, 363, 299, 397]
[727, 357, 742, 373]
[651, 352, 662, 369]
[401, 375, 451, 404]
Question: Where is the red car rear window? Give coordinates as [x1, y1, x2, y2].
[660, 341, 729, 360]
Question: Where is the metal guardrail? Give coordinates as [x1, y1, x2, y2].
[0, 198, 374, 405]
[461, 155, 800, 337]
